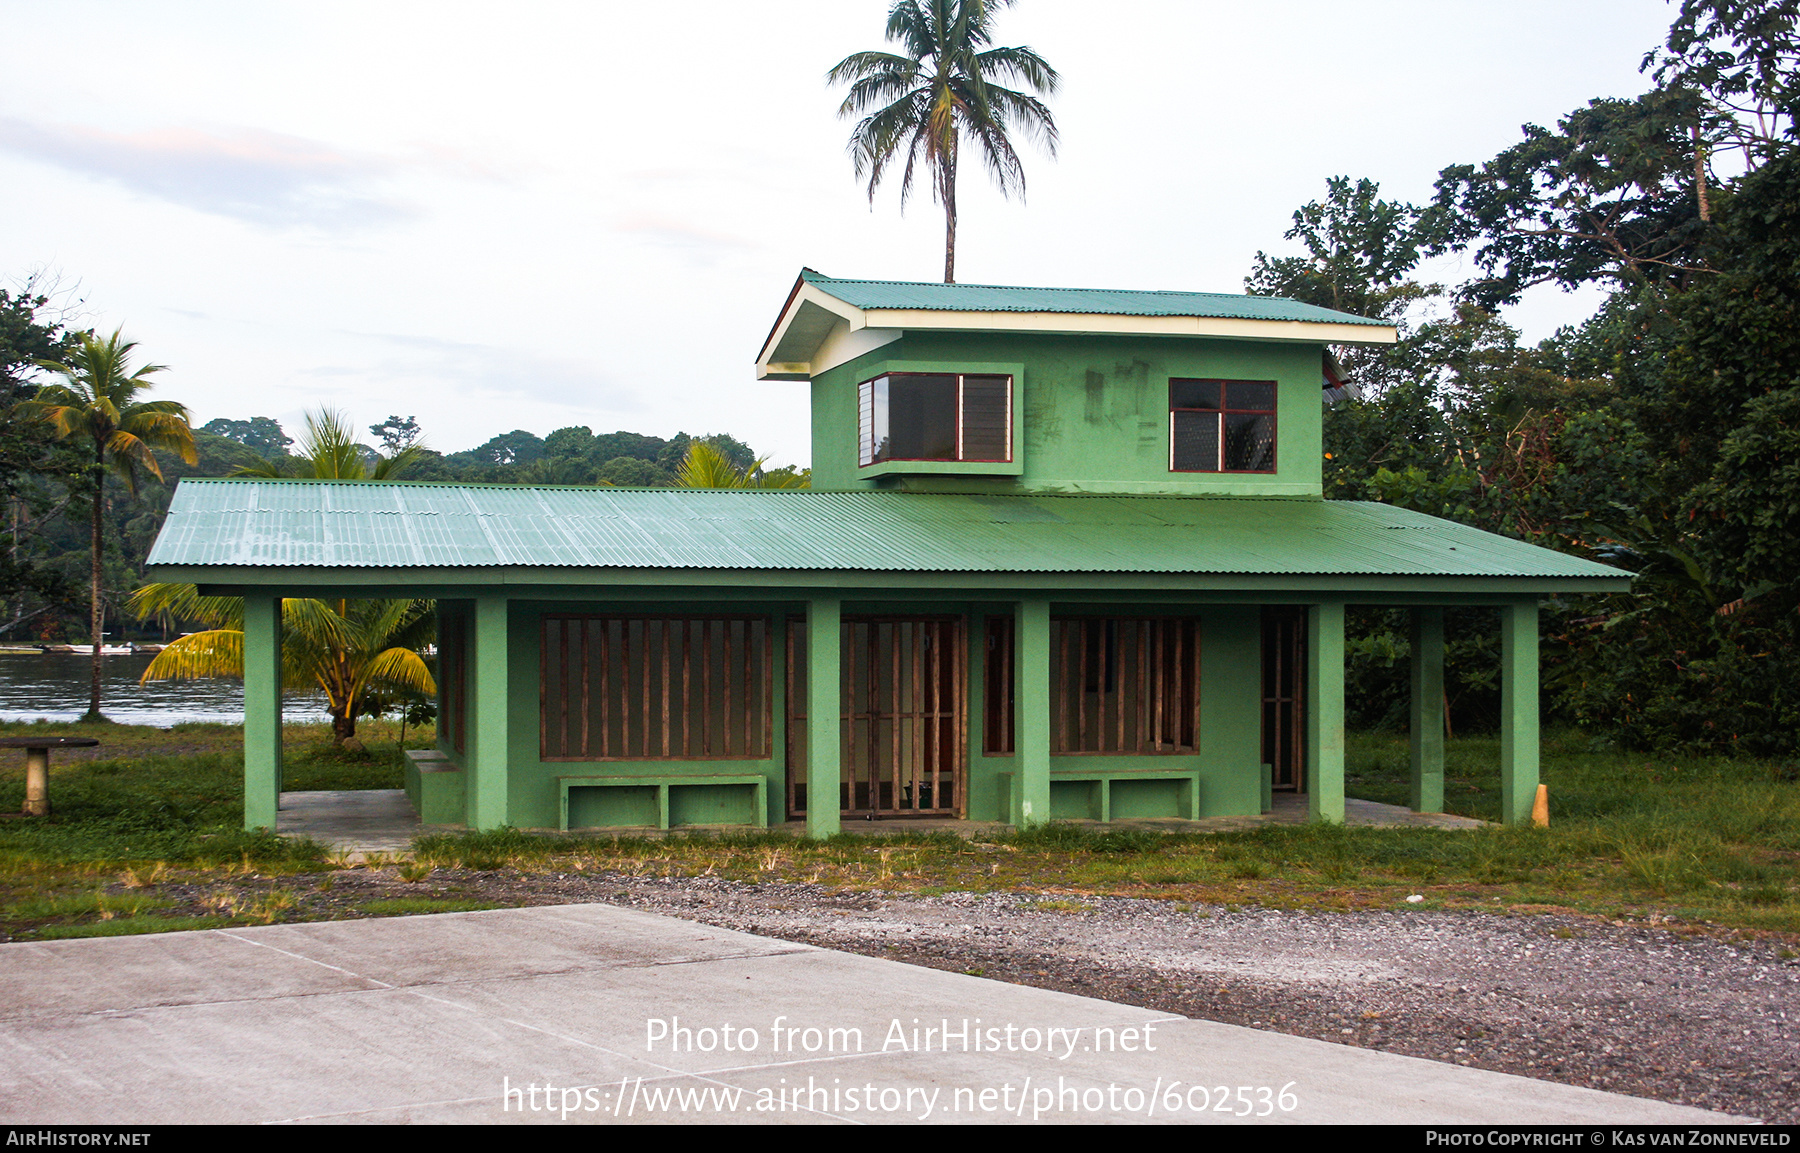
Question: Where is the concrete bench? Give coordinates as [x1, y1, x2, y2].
[404, 749, 465, 825]
[557, 773, 769, 831]
[999, 768, 1203, 822]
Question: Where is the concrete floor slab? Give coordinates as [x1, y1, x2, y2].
[277, 790, 1483, 859]
[0, 930, 384, 1022]
[0, 903, 1744, 1125]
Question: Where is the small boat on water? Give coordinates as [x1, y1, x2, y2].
[39, 644, 139, 656]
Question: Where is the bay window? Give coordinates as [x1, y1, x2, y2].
[859, 372, 1012, 466]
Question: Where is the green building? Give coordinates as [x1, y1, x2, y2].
[146, 270, 1631, 836]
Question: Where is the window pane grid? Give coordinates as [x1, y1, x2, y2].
[1170, 378, 1277, 473]
[859, 372, 1012, 465]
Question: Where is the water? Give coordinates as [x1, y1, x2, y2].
[0, 652, 331, 725]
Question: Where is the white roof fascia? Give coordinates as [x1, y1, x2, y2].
[756, 282, 869, 379]
[858, 309, 1398, 346]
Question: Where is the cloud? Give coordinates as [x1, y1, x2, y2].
[614, 211, 757, 252]
[0, 118, 417, 230]
[341, 331, 641, 412]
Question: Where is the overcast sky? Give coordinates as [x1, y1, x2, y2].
[2, 1, 1678, 468]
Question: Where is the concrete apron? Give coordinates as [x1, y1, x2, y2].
[278, 791, 1486, 860]
[0, 903, 1741, 1126]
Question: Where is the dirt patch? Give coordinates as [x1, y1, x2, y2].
[37, 867, 1800, 1124]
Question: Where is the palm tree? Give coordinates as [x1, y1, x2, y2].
[132, 586, 435, 750]
[30, 329, 196, 722]
[231, 407, 422, 480]
[133, 406, 433, 749]
[829, 0, 1060, 282]
[674, 440, 810, 488]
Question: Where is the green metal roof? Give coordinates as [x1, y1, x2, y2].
[800, 269, 1389, 328]
[147, 479, 1630, 586]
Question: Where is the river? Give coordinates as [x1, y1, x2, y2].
[0, 652, 331, 725]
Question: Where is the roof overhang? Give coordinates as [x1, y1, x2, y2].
[756, 274, 1399, 380]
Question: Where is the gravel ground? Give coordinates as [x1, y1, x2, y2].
[589, 875, 1799, 1124]
[38, 867, 1800, 1123]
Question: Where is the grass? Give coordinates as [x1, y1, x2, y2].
[0, 718, 425, 939]
[358, 897, 500, 915]
[0, 720, 1795, 940]
[402, 729, 1800, 934]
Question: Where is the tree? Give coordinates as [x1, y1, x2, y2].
[673, 440, 809, 489]
[369, 415, 422, 455]
[132, 585, 435, 750]
[29, 329, 195, 721]
[200, 417, 292, 456]
[829, 0, 1059, 282]
[135, 406, 433, 748]
[1246, 177, 1430, 322]
[1647, 0, 1800, 170]
[1424, 87, 1727, 309]
[0, 278, 83, 635]
[233, 408, 420, 480]
[457, 429, 544, 467]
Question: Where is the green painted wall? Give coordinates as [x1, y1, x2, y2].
[809, 333, 1325, 496]
[498, 600, 792, 831]
[407, 597, 1274, 832]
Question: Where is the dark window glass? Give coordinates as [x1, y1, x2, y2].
[1224, 380, 1275, 410]
[1224, 412, 1275, 471]
[1169, 380, 1221, 410]
[1170, 378, 1276, 473]
[887, 374, 958, 460]
[859, 372, 1012, 465]
[1170, 410, 1220, 472]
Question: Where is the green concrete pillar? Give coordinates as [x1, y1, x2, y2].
[1409, 607, 1445, 813]
[1012, 598, 1051, 827]
[1306, 601, 1345, 824]
[805, 597, 841, 839]
[1500, 598, 1541, 828]
[242, 594, 282, 832]
[1199, 606, 1262, 817]
[470, 595, 510, 830]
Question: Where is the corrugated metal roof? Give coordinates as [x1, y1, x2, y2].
[800, 269, 1389, 327]
[146, 479, 1630, 583]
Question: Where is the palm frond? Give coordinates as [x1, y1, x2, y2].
[281, 598, 359, 654]
[102, 431, 165, 491]
[360, 647, 438, 697]
[139, 630, 245, 683]
[129, 583, 243, 629]
[830, 0, 1056, 244]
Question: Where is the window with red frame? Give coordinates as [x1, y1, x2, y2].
[858, 373, 1011, 466]
[1169, 379, 1276, 473]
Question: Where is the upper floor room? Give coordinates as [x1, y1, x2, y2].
[758, 270, 1396, 497]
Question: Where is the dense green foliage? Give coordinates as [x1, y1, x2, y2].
[1249, 2, 1800, 754]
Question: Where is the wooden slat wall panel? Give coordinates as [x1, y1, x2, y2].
[1011, 617, 1204, 756]
[540, 615, 772, 762]
[1261, 606, 1306, 791]
[786, 616, 965, 819]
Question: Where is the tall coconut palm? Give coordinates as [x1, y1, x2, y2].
[133, 405, 431, 748]
[829, 0, 1059, 282]
[132, 586, 435, 750]
[31, 329, 196, 722]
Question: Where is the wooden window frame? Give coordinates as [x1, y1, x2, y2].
[1168, 378, 1278, 474]
[858, 372, 1013, 467]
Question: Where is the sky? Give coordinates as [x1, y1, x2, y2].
[2, 1, 1679, 469]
